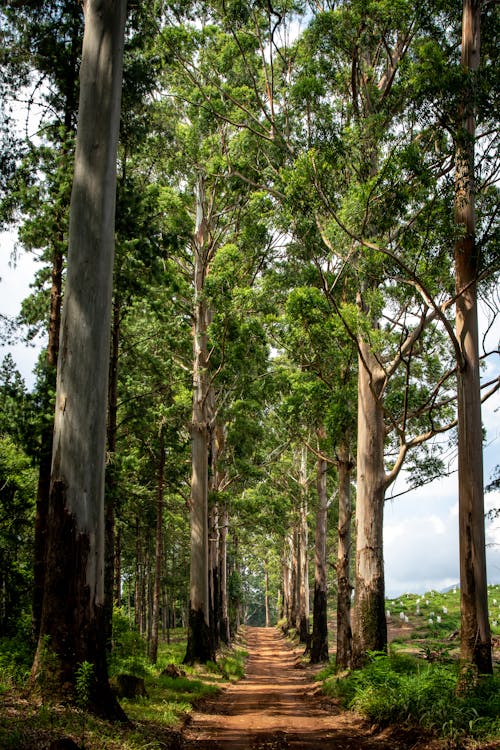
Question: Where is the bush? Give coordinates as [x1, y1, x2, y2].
[0, 623, 34, 689]
[323, 651, 500, 744]
[109, 608, 148, 677]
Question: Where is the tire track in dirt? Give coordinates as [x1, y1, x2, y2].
[181, 626, 430, 750]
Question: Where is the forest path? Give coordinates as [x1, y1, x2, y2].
[181, 626, 432, 750]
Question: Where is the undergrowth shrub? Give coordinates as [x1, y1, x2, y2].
[322, 651, 500, 743]
[109, 608, 148, 677]
[0, 620, 34, 689]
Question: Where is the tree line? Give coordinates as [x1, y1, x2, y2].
[0, 0, 498, 720]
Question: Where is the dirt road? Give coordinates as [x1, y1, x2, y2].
[182, 627, 435, 750]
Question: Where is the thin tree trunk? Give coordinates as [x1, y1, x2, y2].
[184, 175, 214, 664]
[336, 444, 353, 669]
[290, 526, 298, 631]
[104, 296, 120, 649]
[351, 337, 387, 668]
[455, 0, 492, 675]
[281, 537, 292, 631]
[298, 446, 310, 644]
[310, 449, 329, 663]
[30, 0, 126, 718]
[150, 436, 165, 664]
[32, 244, 62, 642]
[219, 504, 230, 645]
[209, 501, 220, 650]
[264, 559, 270, 627]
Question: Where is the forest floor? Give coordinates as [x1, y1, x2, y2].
[181, 626, 447, 750]
[3, 624, 499, 749]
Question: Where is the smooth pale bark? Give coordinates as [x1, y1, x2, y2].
[150, 437, 165, 664]
[30, 0, 126, 719]
[208, 501, 220, 649]
[290, 525, 299, 630]
[184, 176, 214, 664]
[213, 422, 230, 645]
[298, 446, 310, 643]
[281, 535, 293, 630]
[219, 504, 230, 644]
[455, 0, 492, 675]
[32, 8, 80, 643]
[265, 559, 270, 627]
[336, 444, 353, 669]
[310, 451, 329, 663]
[351, 339, 387, 668]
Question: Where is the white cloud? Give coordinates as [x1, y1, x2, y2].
[0, 236, 44, 388]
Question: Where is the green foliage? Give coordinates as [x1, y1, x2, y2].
[322, 650, 500, 743]
[109, 609, 148, 678]
[75, 661, 95, 711]
[0, 620, 34, 690]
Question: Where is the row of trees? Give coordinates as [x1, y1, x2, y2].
[0, 0, 498, 719]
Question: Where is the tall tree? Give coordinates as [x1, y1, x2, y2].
[0, 0, 83, 641]
[454, 0, 492, 675]
[30, 0, 127, 717]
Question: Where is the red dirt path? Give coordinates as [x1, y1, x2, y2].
[181, 626, 442, 750]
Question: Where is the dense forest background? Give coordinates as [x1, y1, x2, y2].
[0, 0, 499, 722]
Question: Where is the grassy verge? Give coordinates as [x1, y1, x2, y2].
[0, 616, 248, 750]
[318, 651, 500, 746]
[316, 584, 500, 748]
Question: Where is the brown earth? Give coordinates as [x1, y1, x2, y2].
[182, 626, 444, 750]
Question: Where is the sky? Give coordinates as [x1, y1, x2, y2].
[1, 232, 499, 599]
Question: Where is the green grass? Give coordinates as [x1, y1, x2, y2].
[0, 616, 248, 750]
[321, 650, 500, 744]
[317, 585, 500, 746]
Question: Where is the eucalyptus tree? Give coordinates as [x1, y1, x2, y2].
[453, 0, 498, 675]
[150, 13, 280, 661]
[270, 0, 500, 669]
[190, 0, 457, 666]
[30, 0, 127, 717]
[281, 286, 357, 665]
[0, 0, 83, 640]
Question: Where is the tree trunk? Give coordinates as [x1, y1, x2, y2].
[455, 0, 492, 675]
[298, 446, 310, 644]
[281, 537, 292, 630]
[184, 175, 214, 664]
[310, 450, 329, 663]
[351, 339, 387, 668]
[209, 501, 220, 650]
[219, 504, 230, 645]
[104, 295, 120, 649]
[150, 436, 165, 664]
[31, 6, 80, 645]
[289, 526, 298, 631]
[336, 444, 353, 670]
[30, 0, 127, 719]
[264, 559, 270, 627]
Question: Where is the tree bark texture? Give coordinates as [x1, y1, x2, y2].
[351, 340, 387, 668]
[185, 175, 215, 664]
[310, 452, 329, 663]
[31, 0, 127, 719]
[150, 436, 165, 664]
[336, 445, 353, 669]
[104, 296, 121, 649]
[298, 446, 310, 644]
[219, 504, 230, 644]
[455, 0, 492, 675]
